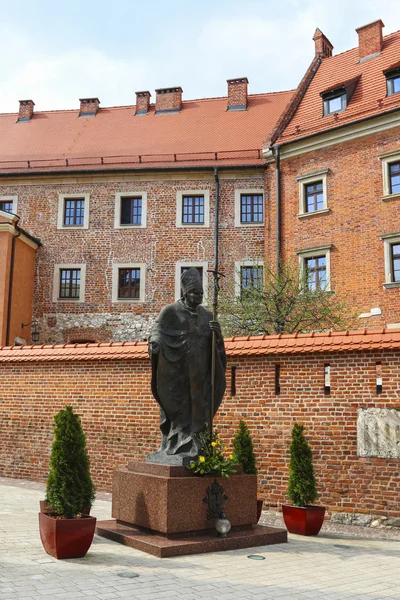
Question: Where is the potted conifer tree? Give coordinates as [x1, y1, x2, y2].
[39, 405, 96, 559]
[232, 420, 263, 522]
[282, 422, 325, 536]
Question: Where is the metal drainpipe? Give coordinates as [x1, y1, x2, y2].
[5, 218, 21, 346]
[274, 145, 281, 275]
[210, 166, 220, 435]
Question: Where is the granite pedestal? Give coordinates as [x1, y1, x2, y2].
[96, 462, 287, 557]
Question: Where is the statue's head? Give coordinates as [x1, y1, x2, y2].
[181, 268, 203, 308]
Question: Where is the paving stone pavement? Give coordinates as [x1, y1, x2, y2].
[0, 477, 399, 600]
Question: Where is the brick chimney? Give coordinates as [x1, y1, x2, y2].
[313, 29, 333, 58]
[356, 20, 384, 61]
[227, 78, 248, 111]
[79, 97, 100, 117]
[155, 87, 182, 113]
[18, 100, 35, 122]
[135, 91, 151, 115]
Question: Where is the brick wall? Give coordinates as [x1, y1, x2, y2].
[1, 347, 399, 518]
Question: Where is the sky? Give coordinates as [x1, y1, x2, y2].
[0, 0, 400, 113]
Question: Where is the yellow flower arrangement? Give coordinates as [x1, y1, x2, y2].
[189, 428, 236, 477]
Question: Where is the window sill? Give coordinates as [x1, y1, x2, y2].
[115, 224, 145, 229]
[236, 222, 264, 227]
[113, 298, 145, 303]
[57, 225, 87, 230]
[382, 192, 400, 202]
[383, 282, 400, 289]
[177, 223, 208, 228]
[56, 298, 83, 303]
[297, 208, 330, 219]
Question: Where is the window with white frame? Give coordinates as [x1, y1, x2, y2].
[296, 170, 329, 216]
[0, 196, 18, 214]
[112, 263, 146, 302]
[114, 192, 147, 228]
[379, 152, 400, 200]
[175, 261, 208, 300]
[296, 246, 332, 291]
[176, 190, 210, 227]
[234, 189, 264, 226]
[381, 232, 400, 288]
[57, 193, 90, 229]
[52, 264, 86, 302]
[234, 260, 264, 296]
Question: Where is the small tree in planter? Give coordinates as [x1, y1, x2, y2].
[232, 420, 263, 522]
[39, 406, 97, 559]
[282, 423, 325, 536]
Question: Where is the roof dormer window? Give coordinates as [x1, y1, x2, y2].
[320, 76, 360, 117]
[384, 66, 400, 96]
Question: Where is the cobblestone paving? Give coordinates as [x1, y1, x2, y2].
[1, 477, 399, 600]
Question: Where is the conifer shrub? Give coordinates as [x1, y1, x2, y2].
[45, 405, 95, 519]
[287, 423, 318, 507]
[232, 420, 257, 475]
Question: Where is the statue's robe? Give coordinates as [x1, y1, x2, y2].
[149, 299, 226, 457]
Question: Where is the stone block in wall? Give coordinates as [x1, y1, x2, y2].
[357, 408, 400, 458]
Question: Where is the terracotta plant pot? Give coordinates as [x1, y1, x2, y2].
[256, 498, 264, 523]
[40, 500, 90, 515]
[39, 512, 96, 559]
[282, 505, 325, 536]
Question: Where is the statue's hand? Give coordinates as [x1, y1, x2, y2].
[148, 340, 160, 356]
[209, 321, 222, 338]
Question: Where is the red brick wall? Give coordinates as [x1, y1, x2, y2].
[266, 126, 400, 328]
[1, 349, 399, 518]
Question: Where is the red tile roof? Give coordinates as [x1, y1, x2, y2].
[276, 29, 400, 144]
[0, 92, 293, 174]
[0, 329, 399, 362]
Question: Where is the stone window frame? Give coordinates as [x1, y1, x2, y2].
[234, 188, 264, 227]
[379, 151, 400, 202]
[380, 231, 400, 289]
[114, 191, 148, 229]
[52, 263, 86, 303]
[296, 245, 332, 292]
[57, 193, 90, 230]
[112, 263, 146, 303]
[234, 259, 264, 297]
[175, 261, 209, 301]
[176, 190, 210, 228]
[296, 170, 330, 218]
[0, 195, 18, 215]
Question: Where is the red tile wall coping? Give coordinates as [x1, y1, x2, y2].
[1, 328, 400, 361]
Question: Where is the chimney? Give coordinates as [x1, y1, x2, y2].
[227, 78, 248, 111]
[18, 99, 35, 122]
[356, 20, 384, 61]
[313, 29, 333, 59]
[135, 91, 151, 115]
[79, 97, 100, 117]
[155, 87, 182, 113]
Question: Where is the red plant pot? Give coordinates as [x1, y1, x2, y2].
[39, 512, 96, 559]
[282, 505, 325, 536]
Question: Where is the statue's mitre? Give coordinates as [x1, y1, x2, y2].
[181, 268, 203, 293]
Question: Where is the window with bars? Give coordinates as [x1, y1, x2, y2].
[63, 198, 85, 226]
[240, 194, 263, 223]
[59, 269, 81, 299]
[390, 243, 400, 283]
[120, 197, 142, 225]
[118, 268, 141, 299]
[305, 256, 327, 291]
[240, 265, 264, 291]
[389, 162, 400, 195]
[182, 195, 204, 224]
[304, 181, 324, 212]
[0, 200, 13, 213]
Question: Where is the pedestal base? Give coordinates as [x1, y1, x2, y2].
[96, 520, 287, 558]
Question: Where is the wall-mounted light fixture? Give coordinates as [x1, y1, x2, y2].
[21, 320, 40, 343]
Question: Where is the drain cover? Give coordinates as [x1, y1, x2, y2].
[334, 544, 350, 549]
[117, 572, 140, 578]
[247, 555, 265, 560]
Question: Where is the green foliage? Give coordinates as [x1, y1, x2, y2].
[287, 423, 318, 507]
[232, 420, 257, 475]
[219, 260, 356, 337]
[45, 406, 96, 519]
[189, 429, 235, 478]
